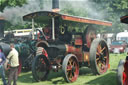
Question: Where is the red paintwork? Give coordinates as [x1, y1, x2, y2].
[75, 37, 82, 45]
[96, 46, 109, 74]
[42, 48, 48, 58]
[18, 59, 22, 74]
[66, 45, 83, 62]
[61, 15, 112, 26]
[69, 60, 79, 82]
[123, 61, 128, 85]
[66, 56, 79, 82]
[23, 11, 112, 26]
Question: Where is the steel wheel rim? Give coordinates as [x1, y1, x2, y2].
[66, 57, 79, 82]
[96, 41, 109, 74]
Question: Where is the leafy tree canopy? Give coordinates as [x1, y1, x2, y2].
[0, 0, 27, 11]
[1, 0, 128, 33]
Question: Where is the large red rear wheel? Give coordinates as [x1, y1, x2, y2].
[89, 38, 109, 75]
[62, 54, 79, 83]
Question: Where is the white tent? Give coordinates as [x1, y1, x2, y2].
[116, 30, 128, 43]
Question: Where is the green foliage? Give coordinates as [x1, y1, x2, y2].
[0, 0, 27, 11]
[1, 0, 128, 33]
[8, 0, 26, 7]
[4, 22, 32, 31]
[91, 0, 128, 33]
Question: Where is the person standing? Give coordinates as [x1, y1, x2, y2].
[0, 48, 7, 85]
[7, 43, 19, 85]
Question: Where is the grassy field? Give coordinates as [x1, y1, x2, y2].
[0, 53, 127, 85]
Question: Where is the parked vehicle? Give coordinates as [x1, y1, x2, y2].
[116, 30, 128, 43]
[109, 40, 127, 53]
[117, 15, 128, 85]
[23, 0, 112, 83]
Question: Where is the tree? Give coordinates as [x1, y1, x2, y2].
[0, 0, 27, 12]
[90, 0, 128, 33]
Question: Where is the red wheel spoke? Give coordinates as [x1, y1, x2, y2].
[67, 71, 73, 80]
[100, 47, 106, 53]
[67, 65, 72, 71]
[104, 56, 107, 59]
[96, 57, 100, 61]
[40, 59, 45, 64]
[101, 63, 106, 70]
[90, 39, 109, 75]
[97, 45, 101, 53]
[96, 52, 100, 56]
[68, 59, 72, 65]
[97, 60, 101, 67]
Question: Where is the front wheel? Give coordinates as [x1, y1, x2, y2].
[32, 55, 50, 82]
[32, 47, 50, 82]
[89, 38, 109, 75]
[62, 54, 79, 83]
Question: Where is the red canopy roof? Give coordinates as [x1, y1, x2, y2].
[23, 11, 112, 26]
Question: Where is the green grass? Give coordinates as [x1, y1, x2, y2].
[0, 53, 127, 85]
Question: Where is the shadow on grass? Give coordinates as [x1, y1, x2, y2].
[47, 67, 117, 85]
[18, 70, 65, 84]
[17, 67, 116, 85]
[47, 67, 93, 84]
[47, 70, 63, 81]
[79, 67, 93, 75]
[85, 72, 117, 85]
[18, 71, 34, 83]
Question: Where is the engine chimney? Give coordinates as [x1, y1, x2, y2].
[52, 0, 60, 12]
[0, 17, 5, 39]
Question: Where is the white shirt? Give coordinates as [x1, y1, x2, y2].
[7, 48, 19, 67]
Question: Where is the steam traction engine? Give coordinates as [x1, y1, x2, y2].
[23, 11, 112, 83]
[117, 15, 128, 85]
